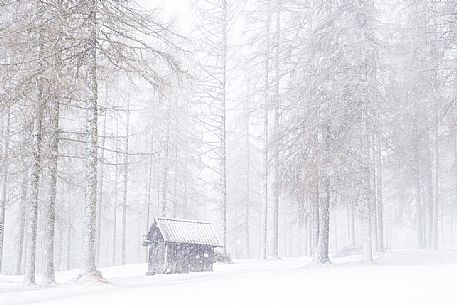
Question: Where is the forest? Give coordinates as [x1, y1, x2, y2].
[0, 0, 457, 301]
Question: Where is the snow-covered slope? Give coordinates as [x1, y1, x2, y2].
[1, 249, 456, 305]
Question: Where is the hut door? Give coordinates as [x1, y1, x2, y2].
[149, 240, 167, 274]
[156, 240, 166, 274]
[148, 242, 160, 274]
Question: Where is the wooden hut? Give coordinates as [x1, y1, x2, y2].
[143, 217, 221, 275]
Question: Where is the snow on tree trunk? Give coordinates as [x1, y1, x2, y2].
[312, 182, 320, 262]
[42, 96, 60, 285]
[362, 166, 374, 263]
[432, 122, 439, 249]
[244, 92, 251, 259]
[454, 125, 457, 246]
[121, 100, 130, 265]
[23, 8, 46, 281]
[425, 133, 434, 249]
[172, 96, 178, 218]
[315, 179, 330, 264]
[271, 0, 281, 260]
[298, 201, 306, 256]
[66, 195, 71, 270]
[24, 87, 44, 286]
[16, 169, 29, 275]
[161, 97, 170, 218]
[112, 101, 119, 266]
[262, 0, 272, 260]
[0, 107, 11, 272]
[80, 0, 101, 279]
[221, 0, 228, 256]
[362, 203, 374, 263]
[413, 139, 426, 249]
[145, 130, 153, 261]
[96, 110, 107, 265]
[346, 202, 355, 246]
[375, 131, 384, 252]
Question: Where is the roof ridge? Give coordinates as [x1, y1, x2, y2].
[156, 216, 211, 224]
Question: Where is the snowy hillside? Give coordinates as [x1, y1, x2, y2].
[1, 249, 456, 305]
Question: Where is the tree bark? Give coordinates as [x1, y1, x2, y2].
[161, 99, 171, 218]
[16, 169, 29, 275]
[66, 195, 71, 270]
[96, 110, 107, 265]
[221, 0, 228, 256]
[414, 141, 426, 249]
[362, 168, 374, 263]
[425, 135, 434, 249]
[81, 0, 100, 278]
[42, 95, 60, 285]
[112, 102, 119, 266]
[172, 97, 178, 218]
[24, 11, 46, 282]
[121, 101, 130, 265]
[432, 123, 439, 249]
[24, 88, 44, 286]
[315, 179, 330, 264]
[145, 130, 153, 261]
[244, 93, 251, 259]
[375, 131, 384, 252]
[272, 0, 281, 260]
[453, 124, 457, 246]
[262, 0, 272, 261]
[312, 182, 320, 262]
[0, 107, 11, 272]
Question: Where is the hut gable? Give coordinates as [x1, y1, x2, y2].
[155, 217, 221, 247]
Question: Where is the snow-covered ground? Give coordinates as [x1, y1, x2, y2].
[1, 249, 456, 305]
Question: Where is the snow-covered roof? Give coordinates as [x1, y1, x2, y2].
[155, 217, 221, 247]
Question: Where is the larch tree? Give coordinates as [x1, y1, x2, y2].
[192, 0, 230, 254]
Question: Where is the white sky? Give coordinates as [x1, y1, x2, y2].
[141, 0, 193, 34]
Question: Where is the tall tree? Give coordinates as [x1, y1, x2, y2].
[0, 107, 11, 272]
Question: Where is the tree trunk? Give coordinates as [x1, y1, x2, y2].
[81, 0, 100, 278]
[333, 209, 338, 255]
[362, 169, 374, 263]
[96, 111, 107, 265]
[66, 195, 71, 270]
[271, 0, 281, 260]
[161, 99, 171, 217]
[16, 169, 29, 275]
[24, 88, 45, 286]
[121, 101, 130, 265]
[315, 179, 330, 264]
[308, 213, 313, 256]
[221, 0, 228, 256]
[425, 134, 434, 249]
[24, 14, 46, 282]
[453, 124, 457, 246]
[145, 130, 153, 261]
[262, 0, 272, 261]
[173, 96, 179, 218]
[312, 182, 320, 262]
[414, 143, 426, 249]
[346, 201, 356, 246]
[42, 96, 60, 285]
[298, 200, 305, 256]
[375, 131, 384, 252]
[112, 102, 119, 266]
[244, 93, 251, 259]
[362, 201, 374, 262]
[0, 107, 11, 272]
[432, 123, 439, 249]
